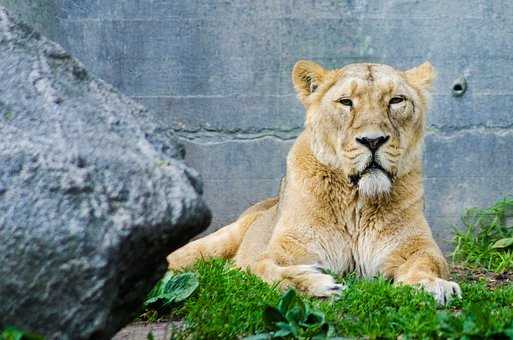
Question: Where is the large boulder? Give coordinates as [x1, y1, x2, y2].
[0, 7, 210, 340]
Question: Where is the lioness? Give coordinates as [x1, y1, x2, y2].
[167, 61, 461, 304]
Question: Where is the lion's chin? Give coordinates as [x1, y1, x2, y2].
[358, 170, 392, 198]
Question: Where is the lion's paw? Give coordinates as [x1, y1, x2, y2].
[307, 274, 346, 297]
[285, 264, 346, 298]
[418, 278, 462, 305]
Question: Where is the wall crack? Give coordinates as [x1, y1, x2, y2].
[173, 126, 303, 143]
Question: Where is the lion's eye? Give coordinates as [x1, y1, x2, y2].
[338, 98, 353, 107]
[389, 96, 405, 105]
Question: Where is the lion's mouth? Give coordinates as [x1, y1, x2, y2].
[349, 160, 393, 186]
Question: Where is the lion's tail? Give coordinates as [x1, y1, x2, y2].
[167, 197, 278, 270]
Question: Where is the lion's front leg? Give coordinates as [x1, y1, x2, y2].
[246, 232, 347, 298]
[255, 259, 345, 297]
[382, 236, 462, 304]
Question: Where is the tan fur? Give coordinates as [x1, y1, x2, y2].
[167, 61, 461, 304]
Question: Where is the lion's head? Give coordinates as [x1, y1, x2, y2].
[292, 61, 435, 198]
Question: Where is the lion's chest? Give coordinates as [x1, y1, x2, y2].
[318, 215, 393, 278]
[352, 231, 395, 277]
[308, 181, 398, 277]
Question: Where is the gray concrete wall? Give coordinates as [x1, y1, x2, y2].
[3, 0, 513, 251]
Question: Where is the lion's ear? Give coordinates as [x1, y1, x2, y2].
[292, 60, 326, 103]
[405, 61, 436, 91]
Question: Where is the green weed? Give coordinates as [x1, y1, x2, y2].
[245, 289, 337, 339]
[453, 198, 513, 273]
[144, 271, 198, 309]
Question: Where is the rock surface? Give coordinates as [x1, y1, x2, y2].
[112, 321, 184, 340]
[0, 7, 210, 340]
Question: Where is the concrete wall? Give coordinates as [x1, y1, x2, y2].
[3, 0, 513, 251]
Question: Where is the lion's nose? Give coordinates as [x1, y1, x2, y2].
[356, 135, 390, 152]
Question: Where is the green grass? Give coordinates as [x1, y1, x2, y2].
[453, 198, 513, 273]
[159, 259, 513, 339]
[0, 326, 44, 340]
[174, 260, 281, 339]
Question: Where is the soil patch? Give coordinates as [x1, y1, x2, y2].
[451, 264, 513, 289]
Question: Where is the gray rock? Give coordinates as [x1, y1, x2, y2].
[0, 7, 210, 340]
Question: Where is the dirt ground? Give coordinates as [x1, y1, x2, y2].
[451, 264, 513, 289]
